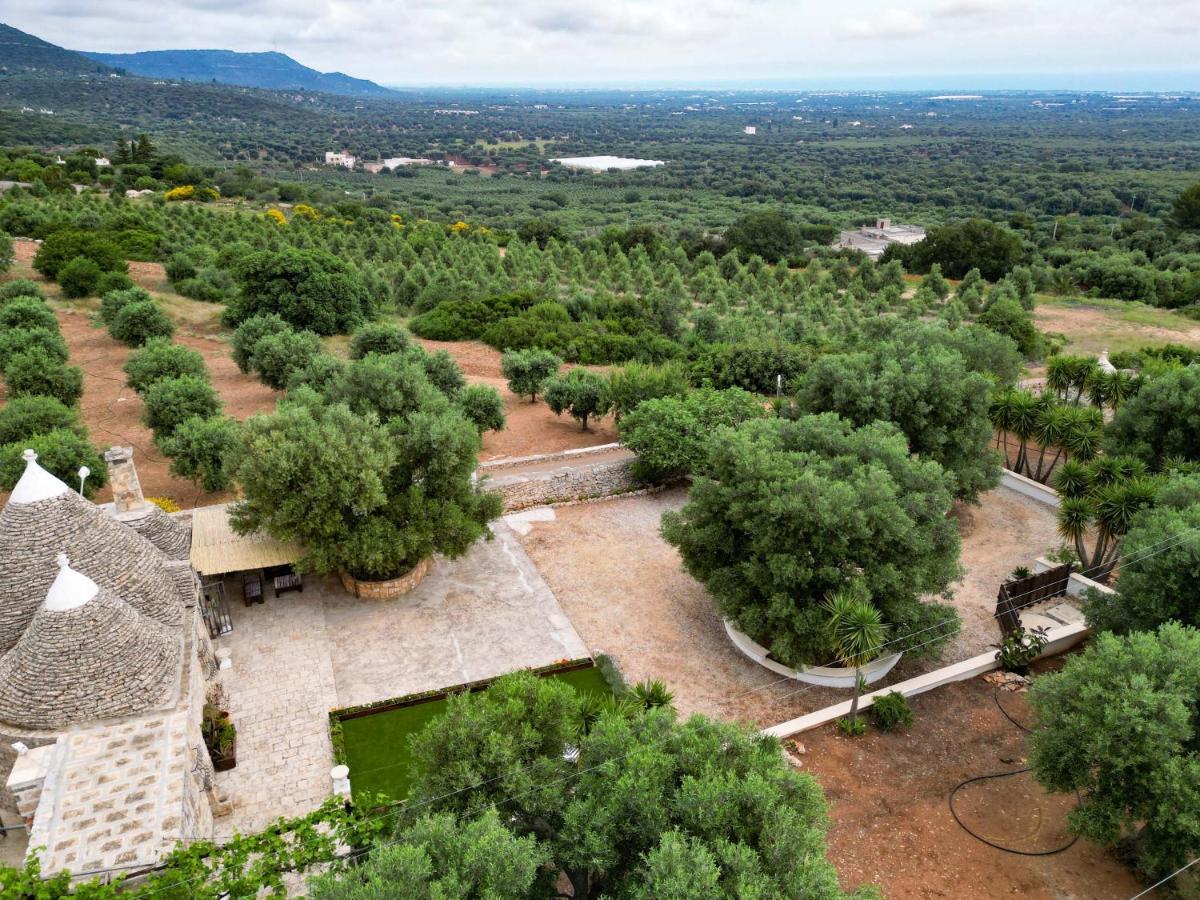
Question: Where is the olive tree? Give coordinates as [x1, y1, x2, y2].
[1105, 366, 1200, 470]
[1029, 623, 1200, 883]
[501, 348, 561, 402]
[662, 413, 961, 667]
[543, 368, 610, 431]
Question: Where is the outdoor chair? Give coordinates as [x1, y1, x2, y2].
[266, 564, 303, 597]
[242, 571, 264, 607]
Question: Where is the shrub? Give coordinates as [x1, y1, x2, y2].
[0, 279, 44, 303]
[501, 348, 562, 402]
[1104, 366, 1200, 469]
[32, 229, 126, 280]
[606, 360, 690, 421]
[177, 267, 236, 302]
[543, 368, 611, 431]
[231, 313, 290, 373]
[147, 496, 181, 513]
[159, 415, 239, 492]
[408, 299, 493, 340]
[0, 327, 68, 365]
[619, 386, 766, 483]
[285, 353, 345, 395]
[977, 296, 1044, 359]
[56, 255, 102, 298]
[871, 692, 914, 732]
[251, 329, 324, 390]
[95, 270, 135, 296]
[419, 348, 466, 398]
[0, 296, 56, 332]
[226, 248, 373, 335]
[0, 395, 79, 445]
[99, 286, 153, 326]
[459, 384, 506, 432]
[3, 350, 84, 406]
[349, 322, 410, 359]
[123, 338, 207, 394]
[0, 430, 107, 498]
[994, 626, 1048, 673]
[109, 299, 175, 347]
[141, 375, 221, 438]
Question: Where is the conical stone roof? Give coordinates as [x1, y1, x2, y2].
[0, 555, 181, 731]
[0, 451, 183, 654]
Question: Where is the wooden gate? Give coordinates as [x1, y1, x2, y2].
[995, 564, 1072, 635]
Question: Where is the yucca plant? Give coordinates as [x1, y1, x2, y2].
[629, 679, 675, 711]
[824, 586, 888, 729]
[1054, 457, 1160, 582]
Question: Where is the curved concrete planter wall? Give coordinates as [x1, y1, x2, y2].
[340, 558, 432, 600]
[723, 620, 902, 689]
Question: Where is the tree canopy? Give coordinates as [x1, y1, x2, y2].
[1105, 366, 1200, 470]
[227, 248, 374, 335]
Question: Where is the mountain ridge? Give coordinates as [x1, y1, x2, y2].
[0, 22, 113, 75]
[79, 47, 397, 98]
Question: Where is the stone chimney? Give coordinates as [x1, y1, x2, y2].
[104, 446, 147, 515]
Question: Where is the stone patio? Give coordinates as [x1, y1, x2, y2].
[211, 521, 588, 836]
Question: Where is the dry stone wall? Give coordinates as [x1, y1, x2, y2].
[485, 457, 640, 511]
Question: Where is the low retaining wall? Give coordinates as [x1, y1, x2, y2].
[478, 443, 623, 472]
[762, 617, 1090, 739]
[339, 558, 432, 599]
[481, 448, 641, 512]
[724, 620, 902, 688]
[1000, 468, 1060, 508]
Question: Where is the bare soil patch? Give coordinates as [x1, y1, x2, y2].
[517, 486, 1060, 727]
[413, 338, 618, 460]
[1036, 300, 1200, 356]
[801, 667, 1142, 899]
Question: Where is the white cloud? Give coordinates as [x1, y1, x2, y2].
[838, 9, 927, 40]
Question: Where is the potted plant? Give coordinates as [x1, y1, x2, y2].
[203, 703, 238, 771]
[994, 625, 1049, 676]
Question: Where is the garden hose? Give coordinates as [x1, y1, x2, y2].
[946, 692, 1079, 856]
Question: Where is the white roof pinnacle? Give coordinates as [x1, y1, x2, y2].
[43, 553, 99, 612]
[9, 450, 70, 505]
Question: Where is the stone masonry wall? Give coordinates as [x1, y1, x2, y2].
[488, 458, 640, 511]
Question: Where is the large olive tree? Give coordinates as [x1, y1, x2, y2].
[662, 413, 962, 667]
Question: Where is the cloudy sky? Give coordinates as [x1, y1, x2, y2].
[8, 0, 1200, 88]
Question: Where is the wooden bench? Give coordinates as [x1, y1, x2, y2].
[242, 571, 264, 607]
[266, 564, 303, 597]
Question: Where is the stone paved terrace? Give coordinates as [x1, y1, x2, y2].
[212, 520, 587, 837]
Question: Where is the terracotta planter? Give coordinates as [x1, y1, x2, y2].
[340, 558, 432, 600]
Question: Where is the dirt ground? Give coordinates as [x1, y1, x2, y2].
[801, 666, 1143, 899]
[413, 338, 619, 460]
[516, 486, 1061, 728]
[1035, 299, 1200, 356]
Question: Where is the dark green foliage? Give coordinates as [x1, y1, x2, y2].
[98, 286, 152, 326]
[0, 279, 44, 303]
[408, 299, 493, 340]
[323, 353, 448, 423]
[501, 348, 561, 402]
[349, 321, 410, 359]
[251, 328, 323, 390]
[108, 298, 175, 347]
[56, 255, 102, 298]
[286, 352, 346, 395]
[870, 692, 913, 732]
[141, 374, 221, 437]
[543, 367, 610, 431]
[606, 361, 690, 421]
[1083, 479, 1200, 634]
[159, 415, 239, 492]
[1029, 623, 1200, 882]
[0, 395, 79, 445]
[1172, 181, 1200, 231]
[458, 383, 505, 432]
[231, 312, 290, 373]
[0, 229, 10, 272]
[796, 342, 1001, 502]
[418, 348, 466, 398]
[0, 327, 68, 365]
[0, 295, 56, 332]
[723, 208, 802, 262]
[227, 248, 373, 335]
[994, 626, 1048, 672]
[3, 349, 83, 406]
[976, 296, 1044, 358]
[94, 270, 136, 296]
[890, 218, 1024, 280]
[619, 386, 765, 483]
[123, 338, 207, 393]
[661, 414, 961, 667]
[32, 229, 125, 279]
[1105, 366, 1200, 469]
[688, 338, 810, 394]
[0, 430, 107, 498]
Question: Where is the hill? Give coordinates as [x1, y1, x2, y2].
[79, 48, 397, 98]
[0, 23, 112, 76]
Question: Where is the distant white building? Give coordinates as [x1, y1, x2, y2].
[94, 157, 111, 167]
[324, 151, 356, 169]
[743, 125, 757, 135]
[835, 218, 926, 260]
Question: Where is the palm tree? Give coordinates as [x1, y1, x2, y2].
[1053, 458, 1159, 582]
[824, 588, 888, 728]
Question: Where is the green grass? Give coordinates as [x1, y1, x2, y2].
[337, 665, 612, 803]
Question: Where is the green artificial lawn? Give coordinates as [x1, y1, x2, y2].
[338, 666, 612, 803]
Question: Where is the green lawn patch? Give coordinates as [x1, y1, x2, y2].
[332, 660, 611, 804]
